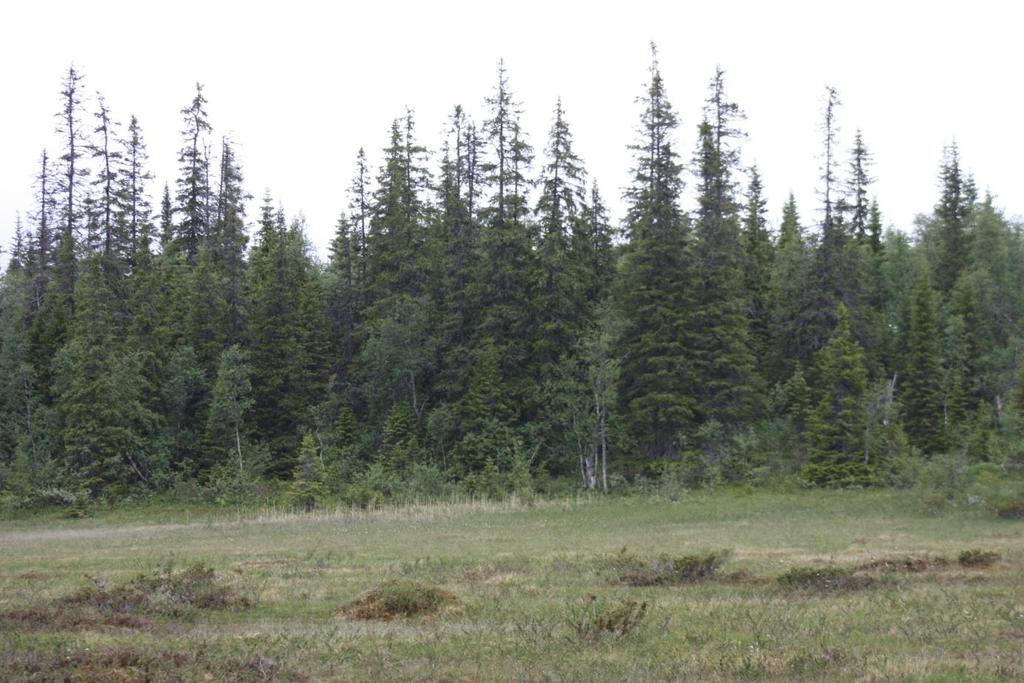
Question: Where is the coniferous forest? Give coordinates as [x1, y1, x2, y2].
[3, 50, 1024, 512]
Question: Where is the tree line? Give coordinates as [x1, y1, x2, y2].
[2, 48, 1023, 507]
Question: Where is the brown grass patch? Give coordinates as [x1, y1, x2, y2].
[721, 569, 773, 586]
[12, 647, 190, 682]
[0, 606, 150, 632]
[9, 647, 306, 682]
[14, 570, 49, 581]
[460, 564, 521, 585]
[342, 579, 459, 620]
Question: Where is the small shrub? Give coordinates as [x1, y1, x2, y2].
[777, 565, 875, 591]
[342, 579, 458, 620]
[605, 548, 730, 586]
[567, 595, 650, 642]
[995, 498, 1024, 519]
[958, 549, 1000, 568]
[858, 555, 949, 573]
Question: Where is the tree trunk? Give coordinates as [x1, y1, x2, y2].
[235, 422, 243, 474]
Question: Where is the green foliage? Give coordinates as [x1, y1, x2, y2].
[803, 305, 870, 487]
[902, 268, 947, 454]
[7, 57, 1024, 509]
[957, 549, 999, 567]
[617, 47, 697, 457]
[206, 344, 252, 472]
[284, 435, 326, 511]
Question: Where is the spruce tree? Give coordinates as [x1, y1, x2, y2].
[902, 268, 947, 454]
[617, 45, 697, 457]
[207, 344, 253, 473]
[325, 214, 360, 384]
[742, 166, 773, 366]
[90, 94, 121, 258]
[803, 305, 870, 486]
[247, 204, 327, 475]
[934, 143, 976, 296]
[61, 256, 153, 493]
[534, 98, 587, 370]
[174, 83, 212, 262]
[28, 150, 56, 312]
[690, 69, 760, 426]
[431, 118, 479, 404]
[767, 195, 813, 383]
[365, 113, 429, 308]
[846, 130, 874, 244]
[55, 66, 89, 242]
[117, 116, 154, 265]
[471, 61, 537, 420]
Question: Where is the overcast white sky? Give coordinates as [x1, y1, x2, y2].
[1, 0, 1021, 263]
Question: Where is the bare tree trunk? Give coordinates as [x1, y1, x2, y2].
[572, 412, 586, 487]
[596, 395, 609, 493]
[584, 448, 597, 490]
[235, 422, 243, 474]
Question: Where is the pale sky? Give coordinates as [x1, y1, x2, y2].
[1, 0, 1021, 265]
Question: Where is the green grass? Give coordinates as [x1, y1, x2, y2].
[2, 489, 1023, 681]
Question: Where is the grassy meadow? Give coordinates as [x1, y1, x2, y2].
[1, 490, 1023, 681]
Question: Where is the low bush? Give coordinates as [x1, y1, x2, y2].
[995, 498, 1024, 519]
[776, 565, 876, 591]
[857, 555, 949, 573]
[65, 561, 250, 616]
[605, 547, 730, 586]
[342, 579, 459, 620]
[566, 595, 650, 642]
[957, 549, 1000, 568]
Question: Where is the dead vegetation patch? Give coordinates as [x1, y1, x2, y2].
[0, 606, 150, 632]
[460, 564, 521, 585]
[232, 558, 297, 573]
[2, 562, 248, 634]
[14, 570, 49, 581]
[342, 579, 460, 620]
[721, 569, 773, 586]
[8, 647, 305, 683]
[11, 647, 190, 682]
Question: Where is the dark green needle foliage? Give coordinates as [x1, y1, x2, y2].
[2, 58, 1023, 503]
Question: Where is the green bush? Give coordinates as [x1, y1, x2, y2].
[957, 549, 1000, 567]
[566, 595, 650, 642]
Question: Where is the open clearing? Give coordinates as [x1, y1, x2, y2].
[2, 490, 1023, 681]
